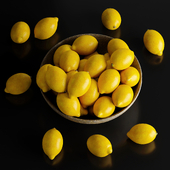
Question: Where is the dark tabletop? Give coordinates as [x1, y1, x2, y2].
[1, 0, 169, 169]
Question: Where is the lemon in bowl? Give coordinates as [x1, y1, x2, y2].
[37, 34, 142, 124]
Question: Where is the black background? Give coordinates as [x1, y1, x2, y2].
[1, 0, 169, 169]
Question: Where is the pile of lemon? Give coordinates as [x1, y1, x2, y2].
[5, 8, 161, 161]
[42, 124, 158, 160]
[36, 34, 141, 118]
[10, 17, 59, 44]
[4, 17, 59, 95]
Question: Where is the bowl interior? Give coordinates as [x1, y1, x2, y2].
[40, 33, 142, 124]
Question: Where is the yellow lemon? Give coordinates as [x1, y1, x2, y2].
[87, 134, 113, 157]
[106, 60, 112, 69]
[34, 17, 59, 40]
[59, 50, 80, 72]
[107, 38, 129, 56]
[36, 64, 51, 92]
[53, 44, 71, 66]
[110, 48, 134, 70]
[42, 128, 63, 160]
[71, 35, 98, 55]
[80, 104, 88, 116]
[120, 66, 140, 87]
[66, 70, 78, 86]
[4, 73, 31, 95]
[104, 53, 110, 61]
[98, 69, 120, 94]
[45, 65, 67, 93]
[143, 29, 164, 56]
[78, 59, 87, 71]
[112, 84, 134, 108]
[84, 54, 106, 78]
[67, 71, 91, 98]
[56, 92, 80, 117]
[10, 21, 30, 43]
[79, 79, 99, 108]
[101, 8, 121, 30]
[93, 96, 115, 118]
[127, 123, 157, 145]
[84, 51, 98, 59]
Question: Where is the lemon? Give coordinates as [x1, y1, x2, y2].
[56, 92, 80, 117]
[71, 35, 98, 55]
[112, 84, 134, 108]
[66, 70, 78, 86]
[78, 59, 87, 71]
[84, 54, 106, 78]
[87, 134, 113, 157]
[10, 21, 30, 43]
[42, 128, 63, 160]
[67, 71, 91, 98]
[120, 66, 140, 87]
[4, 73, 31, 95]
[107, 38, 129, 56]
[84, 51, 99, 59]
[110, 48, 134, 70]
[104, 53, 110, 61]
[59, 50, 80, 72]
[53, 44, 71, 66]
[93, 96, 115, 118]
[98, 69, 120, 94]
[101, 8, 121, 30]
[106, 60, 112, 69]
[127, 123, 157, 145]
[36, 64, 51, 92]
[143, 29, 164, 56]
[80, 104, 88, 116]
[79, 79, 99, 108]
[34, 17, 59, 40]
[45, 65, 67, 93]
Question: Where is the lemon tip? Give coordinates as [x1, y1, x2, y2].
[18, 37, 23, 43]
[157, 51, 163, 56]
[108, 147, 113, 154]
[4, 88, 9, 93]
[48, 154, 56, 160]
[54, 17, 59, 22]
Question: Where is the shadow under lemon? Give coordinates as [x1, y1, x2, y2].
[5, 88, 34, 108]
[142, 46, 164, 66]
[34, 32, 60, 51]
[127, 139, 156, 155]
[101, 25, 121, 39]
[43, 148, 65, 167]
[87, 151, 113, 169]
[11, 39, 32, 60]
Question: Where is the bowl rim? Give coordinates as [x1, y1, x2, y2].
[40, 33, 142, 124]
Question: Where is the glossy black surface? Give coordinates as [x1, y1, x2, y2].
[1, 0, 169, 169]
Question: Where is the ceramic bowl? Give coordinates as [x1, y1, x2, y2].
[40, 33, 142, 124]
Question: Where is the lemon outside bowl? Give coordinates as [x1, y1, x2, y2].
[40, 33, 142, 124]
